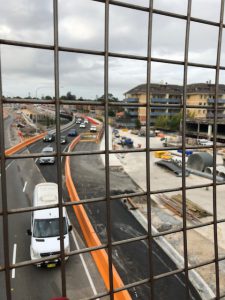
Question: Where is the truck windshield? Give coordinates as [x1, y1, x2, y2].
[33, 218, 67, 238]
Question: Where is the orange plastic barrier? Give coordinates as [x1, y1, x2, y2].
[86, 116, 101, 125]
[5, 133, 46, 156]
[65, 137, 131, 300]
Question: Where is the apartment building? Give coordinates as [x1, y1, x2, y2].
[124, 83, 225, 125]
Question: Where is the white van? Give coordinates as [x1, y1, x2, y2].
[27, 183, 72, 267]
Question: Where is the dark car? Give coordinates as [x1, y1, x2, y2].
[121, 137, 133, 147]
[43, 133, 55, 142]
[68, 129, 78, 137]
[60, 136, 68, 144]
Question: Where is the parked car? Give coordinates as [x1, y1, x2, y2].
[68, 129, 78, 136]
[90, 126, 97, 133]
[197, 139, 213, 146]
[60, 135, 68, 144]
[79, 123, 86, 128]
[43, 133, 55, 142]
[39, 146, 55, 164]
[121, 137, 133, 147]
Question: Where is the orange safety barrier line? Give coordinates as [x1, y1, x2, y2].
[65, 136, 131, 300]
[5, 133, 46, 156]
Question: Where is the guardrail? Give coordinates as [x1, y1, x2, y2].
[65, 136, 131, 300]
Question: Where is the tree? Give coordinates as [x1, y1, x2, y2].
[45, 95, 52, 100]
[98, 93, 119, 102]
[155, 112, 183, 131]
[155, 115, 169, 129]
[66, 91, 76, 100]
[60, 91, 76, 100]
[108, 109, 116, 117]
[135, 119, 141, 130]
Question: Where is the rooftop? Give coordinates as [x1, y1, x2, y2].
[125, 83, 225, 96]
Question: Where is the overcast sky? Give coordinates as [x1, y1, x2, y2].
[0, 0, 224, 99]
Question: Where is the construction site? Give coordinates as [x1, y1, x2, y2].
[108, 127, 225, 296]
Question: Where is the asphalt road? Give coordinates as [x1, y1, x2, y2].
[0, 119, 107, 300]
[70, 141, 201, 300]
[1, 116, 201, 300]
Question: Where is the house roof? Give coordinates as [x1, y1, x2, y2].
[125, 83, 225, 96]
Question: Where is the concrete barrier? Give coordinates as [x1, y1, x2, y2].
[65, 136, 131, 300]
[96, 126, 104, 143]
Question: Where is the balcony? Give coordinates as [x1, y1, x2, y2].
[208, 98, 225, 104]
[151, 98, 181, 104]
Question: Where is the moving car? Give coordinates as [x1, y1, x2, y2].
[39, 146, 55, 164]
[90, 125, 97, 133]
[60, 136, 67, 144]
[84, 119, 88, 124]
[43, 133, 55, 142]
[27, 183, 72, 267]
[68, 129, 78, 136]
[79, 123, 86, 128]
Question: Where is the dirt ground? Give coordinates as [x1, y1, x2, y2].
[108, 129, 225, 296]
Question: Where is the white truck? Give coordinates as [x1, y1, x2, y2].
[27, 182, 72, 267]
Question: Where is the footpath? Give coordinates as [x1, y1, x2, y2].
[100, 126, 225, 298]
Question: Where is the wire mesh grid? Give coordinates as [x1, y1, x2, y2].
[0, 0, 225, 299]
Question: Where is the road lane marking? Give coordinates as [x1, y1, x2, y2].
[23, 181, 27, 192]
[12, 243, 17, 279]
[35, 158, 38, 163]
[0, 160, 15, 177]
[6, 160, 15, 170]
[71, 230, 99, 298]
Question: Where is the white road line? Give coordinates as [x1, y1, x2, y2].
[12, 243, 17, 279]
[71, 230, 99, 298]
[35, 158, 38, 163]
[6, 160, 15, 170]
[23, 181, 27, 192]
[0, 160, 15, 177]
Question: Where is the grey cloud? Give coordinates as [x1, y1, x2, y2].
[0, 0, 223, 99]
[0, 0, 53, 43]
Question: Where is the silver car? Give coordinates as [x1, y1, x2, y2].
[39, 146, 55, 164]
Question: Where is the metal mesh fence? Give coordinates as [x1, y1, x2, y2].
[0, 0, 225, 299]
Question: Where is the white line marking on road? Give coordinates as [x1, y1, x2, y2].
[71, 230, 99, 298]
[12, 243, 17, 279]
[35, 158, 38, 163]
[0, 160, 15, 177]
[23, 181, 27, 192]
[6, 160, 15, 170]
